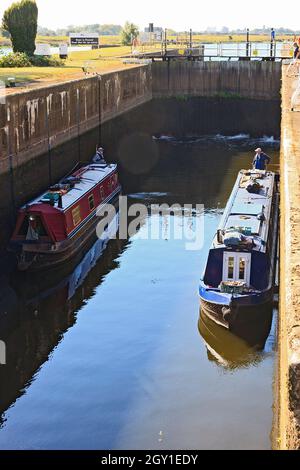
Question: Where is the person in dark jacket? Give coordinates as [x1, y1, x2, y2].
[252, 148, 271, 170]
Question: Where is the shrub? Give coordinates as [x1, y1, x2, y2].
[0, 52, 65, 68]
[0, 51, 31, 67]
[29, 55, 64, 67]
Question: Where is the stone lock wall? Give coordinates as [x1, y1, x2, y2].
[0, 65, 152, 176]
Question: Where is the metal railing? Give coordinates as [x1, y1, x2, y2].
[136, 40, 294, 62]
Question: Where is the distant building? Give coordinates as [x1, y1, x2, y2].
[144, 25, 163, 41]
[205, 26, 217, 34]
[221, 26, 229, 34]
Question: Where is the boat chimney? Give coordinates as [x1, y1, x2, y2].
[58, 195, 63, 209]
[217, 229, 224, 244]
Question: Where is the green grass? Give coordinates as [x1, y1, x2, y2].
[0, 45, 159, 86]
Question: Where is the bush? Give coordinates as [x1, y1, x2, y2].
[0, 52, 31, 67]
[0, 52, 65, 67]
[29, 55, 64, 67]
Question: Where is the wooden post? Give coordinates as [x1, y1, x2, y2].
[45, 95, 52, 186]
[7, 113, 16, 222]
[77, 88, 81, 163]
[98, 74, 102, 146]
[246, 28, 250, 57]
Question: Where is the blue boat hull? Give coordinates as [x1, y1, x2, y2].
[199, 286, 274, 348]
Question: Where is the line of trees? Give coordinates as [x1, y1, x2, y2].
[39, 24, 123, 37]
[37, 23, 140, 42]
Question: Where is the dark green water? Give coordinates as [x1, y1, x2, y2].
[0, 134, 279, 449]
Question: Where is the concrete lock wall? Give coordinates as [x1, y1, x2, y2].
[152, 60, 281, 100]
[0, 65, 153, 176]
[0, 61, 282, 179]
[276, 64, 300, 450]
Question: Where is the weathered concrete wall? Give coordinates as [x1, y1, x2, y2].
[152, 61, 281, 100]
[276, 65, 300, 450]
[0, 65, 152, 175]
[0, 61, 281, 179]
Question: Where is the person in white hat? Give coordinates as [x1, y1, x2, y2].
[252, 148, 270, 170]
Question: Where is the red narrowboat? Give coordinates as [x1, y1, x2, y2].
[9, 162, 121, 271]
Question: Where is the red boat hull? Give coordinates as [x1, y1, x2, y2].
[12, 191, 121, 272]
[9, 162, 121, 271]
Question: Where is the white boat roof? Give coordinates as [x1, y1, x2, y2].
[24, 163, 117, 212]
[213, 169, 276, 252]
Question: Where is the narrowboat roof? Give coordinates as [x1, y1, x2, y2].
[23, 163, 117, 212]
[212, 169, 276, 253]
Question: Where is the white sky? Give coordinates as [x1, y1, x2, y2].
[0, 0, 298, 31]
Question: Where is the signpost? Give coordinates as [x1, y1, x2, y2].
[69, 33, 99, 47]
[270, 28, 275, 58]
[59, 43, 68, 59]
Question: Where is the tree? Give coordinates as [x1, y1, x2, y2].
[37, 26, 56, 37]
[121, 22, 139, 45]
[100, 24, 122, 35]
[2, 0, 38, 56]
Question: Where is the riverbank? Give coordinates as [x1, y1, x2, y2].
[276, 63, 300, 449]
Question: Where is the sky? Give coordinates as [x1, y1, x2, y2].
[0, 0, 298, 31]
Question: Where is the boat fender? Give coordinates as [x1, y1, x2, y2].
[222, 306, 231, 322]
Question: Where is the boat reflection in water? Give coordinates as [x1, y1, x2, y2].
[198, 309, 275, 371]
[0, 209, 128, 423]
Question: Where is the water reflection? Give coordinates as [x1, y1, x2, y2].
[0, 212, 128, 424]
[198, 309, 277, 371]
[199, 312, 263, 370]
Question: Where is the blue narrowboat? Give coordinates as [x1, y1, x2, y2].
[199, 169, 279, 347]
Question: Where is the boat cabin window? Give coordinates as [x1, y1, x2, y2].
[88, 194, 95, 211]
[100, 186, 105, 201]
[222, 252, 251, 285]
[110, 174, 118, 189]
[18, 215, 48, 239]
[227, 256, 234, 279]
[72, 206, 82, 226]
[239, 257, 246, 281]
